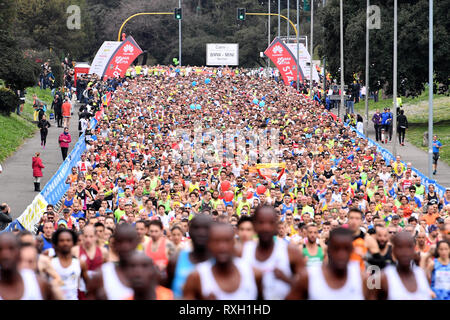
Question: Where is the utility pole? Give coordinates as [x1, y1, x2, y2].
[428, 0, 433, 177]
[310, 0, 314, 98]
[268, 0, 271, 72]
[364, 0, 370, 136]
[179, 0, 182, 66]
[322, 0, 326, 96]
[278, 0, 281, 38]
[297, 0, 300, 91]
[287, 0, 290, 39]
[392, 0, 398, 157]
[339, 0, 344, 117]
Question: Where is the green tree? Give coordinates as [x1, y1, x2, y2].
[319, 0, 449, 96]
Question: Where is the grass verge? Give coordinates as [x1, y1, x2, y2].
[0, 113, 36, 163]
[0, 86, 53, 163]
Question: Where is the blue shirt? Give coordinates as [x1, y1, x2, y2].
[432, 140, 442, 153]
[42, 236, 53, 251]
[72, 211, 85, 221]
[381, 112, 392, 125]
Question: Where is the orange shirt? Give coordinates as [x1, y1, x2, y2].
[423, 213, 439, 226]
[62, 102, 71, 117]
[351, 237, 367, 271]
[125, 286, 174, 300]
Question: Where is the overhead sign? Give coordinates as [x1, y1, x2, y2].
[264, 37, 304, 85]
[89, 36, 143, 78]
[89, 41, 122, 76]
[206, 43, 239, 66]
[285, 43, 320, 82]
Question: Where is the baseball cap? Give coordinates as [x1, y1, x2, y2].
[428, 225, 438, 232]
[57, 219, 68, 228]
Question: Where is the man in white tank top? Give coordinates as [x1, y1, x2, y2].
[51, 229, 84, 300]
[287, 228, 371, 300]
[184, 222, 262, 300]
[0, 233, 54, 300]
[87, 224, 138, 300]
[372, 232, 432, 300]
[238, 205, 305, 300]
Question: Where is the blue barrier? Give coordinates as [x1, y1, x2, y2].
[350, 126, 446, 198]
[40, 117, 98, 205]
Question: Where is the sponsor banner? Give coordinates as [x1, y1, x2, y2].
[206, 43, 239, 66]
[89, 41, 122, 76]
[264, 37, 304, 85]
[16, 194, 48, 231]
[285, 43, 320, 82]
[104, 36, 143, 78]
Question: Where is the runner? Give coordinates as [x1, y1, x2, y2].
[347, 208, 380, 270]
[167, 214, 212, 299]
[184, 222, 262, 300]
[144, 220, 176, 275]
[239, 205, 305, 300]
[72, 225, 108, 299]
[301, 224, 326, 267]
[374, 232, 432, 300]
[124, 251, 174, 300]
[287, 228, 370, 300]
[424, 240, 450, 300]
[0, 233, 54, 300]
[51, 229, 84, 300]
[87, 224, 138, 300]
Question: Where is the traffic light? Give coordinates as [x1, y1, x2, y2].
[237, 8, 246, 21]
[303, 0, 310, 12]
[174, 7, 182, 20]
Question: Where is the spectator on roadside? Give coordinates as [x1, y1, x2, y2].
[372, 109, 382, 142]
[58, 127, 72, 161]
[432, 135, 443, 175]
[397, 109, 408, 146]
[32, 152, 45, 192]
[52, 94, 63, 128]
[62, 97, 72, 128]
[0, 203, 12, 231]
[38, 114, 51, 148]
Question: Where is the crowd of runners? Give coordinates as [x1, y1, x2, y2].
[1, 66, 449, 300]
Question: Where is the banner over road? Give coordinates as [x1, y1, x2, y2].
[264, 37, 304, 85]
[89, 36, 143, 78]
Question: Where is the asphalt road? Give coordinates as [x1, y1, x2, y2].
[0, 99, 79, 219]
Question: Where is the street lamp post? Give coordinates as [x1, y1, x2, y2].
[392, 0, 398, 157]
[278, 0, 281, 38]
[428, 0, 433, 177]
[364, 0, 370, 136]
[179, 0, 182, 66]
[310, 0, 314, 98]
[339, 0, 344, 117]
[297, 0, 300, 91]
[287, 0, 290, 39]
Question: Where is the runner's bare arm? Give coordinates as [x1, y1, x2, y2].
[165, 251, 180, 289]
[37, 274, 57, 300]
[285, 270, 308, 300]
[183, 270, 203, 300]
[288, 241, 306, 273]
[365, 233, 380, 254]
[86, 271, 107, 300]
[71, 245, 80, 258]
[101, 247, 109, 263]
